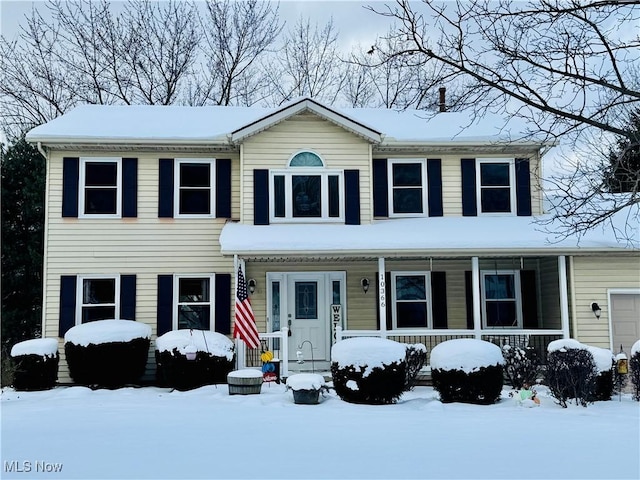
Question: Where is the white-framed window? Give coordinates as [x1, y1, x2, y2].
[481, 270, 522, 328]
[77, 275, 120, 323]
[173, 275, 215, 330]
[174, 158, 215, 217]
[476, 159, 516, 214]
[391, 272, 432, 329]
[79, 157, 122, 217]
[388, 159, 428, 217]
[270, 151, 343, 222]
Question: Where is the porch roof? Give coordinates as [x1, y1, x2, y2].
[220, 214, 639, 258]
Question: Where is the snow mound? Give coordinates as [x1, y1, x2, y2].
[586, 345, 614, 373]
[547, 338, 587, 353]
[632, 340, 640, 356]
[155, 330, 234, 361]
[430, 338, 504, 373]
[331, 337, 407, 377]
[64, 320, 152, 346]
[11, 338, 59, 358]
[286, 373, 326, 391]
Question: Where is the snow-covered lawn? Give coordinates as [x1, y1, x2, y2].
[1, 383, 638, 479]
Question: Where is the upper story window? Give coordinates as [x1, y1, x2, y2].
[174, 159, 215, 217]
[79, 158, 121, 217]
[270, 151, 343, 223]
[388, 159, 427, 217]
[391, 272, 432, 328]
[476, 159, 516, 214]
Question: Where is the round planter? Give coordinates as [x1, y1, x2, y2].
[227, 369, 263, 395]
[292, 389, 321, 405]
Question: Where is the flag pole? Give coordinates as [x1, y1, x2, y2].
[233, 255, 245, 369]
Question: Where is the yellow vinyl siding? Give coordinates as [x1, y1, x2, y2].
[241, 112, 372, 225]
[44, 151, 238, 382]
[571, 255, 640, 348]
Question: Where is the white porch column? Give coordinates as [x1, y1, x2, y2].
[472, 256, 482, 339]
[558, 255, 571, 339]
[378, 257, 387, 336]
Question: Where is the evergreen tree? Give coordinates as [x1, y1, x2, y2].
[607, 108, 640, 194]
[1, 138, 45, 350]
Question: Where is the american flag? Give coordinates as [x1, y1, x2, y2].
[234, 266, 260, 349]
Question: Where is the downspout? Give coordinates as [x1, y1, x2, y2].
[37, 142, 50, 340]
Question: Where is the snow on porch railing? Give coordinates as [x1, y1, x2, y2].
[237, 327, 289, 378]
[334, 326, 564, 366]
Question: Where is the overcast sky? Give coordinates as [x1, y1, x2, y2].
[0, 0, 392, 50]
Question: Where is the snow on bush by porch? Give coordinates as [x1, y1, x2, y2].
[64, 320, 151, 346]
[286, 373, 326, 391]
[331, 337, 407, 377]
[10, 338, 58, 358]
[632, 339, 640, 356]
[548, 339, 614, 373]
[155, 330, 234, 361]
[430, 338, 504, 373]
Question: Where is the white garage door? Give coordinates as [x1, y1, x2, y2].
[610, 293, 640, 355]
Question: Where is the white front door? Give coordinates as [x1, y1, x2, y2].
[287, 273, 328, 361]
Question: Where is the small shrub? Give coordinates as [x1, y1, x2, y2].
[502, 344, 539, 389]
[631, 341, 640, 401]
[10, 338, 59, 391]
[430, 338, 504, 405]
[65, 338, 150, 387]
[404, 343, 427, 391]
[588, 345, 615, 402]
[155, 330, 235, 391]
[330, 337, 408, 405]
[432, 365, 504, 405]
[545, 340, 597, 407]
[64, 320, 152, 388]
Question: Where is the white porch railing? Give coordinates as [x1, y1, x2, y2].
[237, 327, 289, 377]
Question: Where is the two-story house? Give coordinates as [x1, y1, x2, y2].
[26, 97, 639, 382]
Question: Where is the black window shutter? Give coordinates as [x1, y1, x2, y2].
[122, 158, 138, 218]
[515, 158, 532, 216]
[59, 275, 77, 336]
[120, 274, 136, 320]
[344, 170, 360, 225]
[464, 271, 474, 329]
[62, 157, 79, 218]
[520, 270, 538, 328]
[431, 272, 448, 328]
[158, 159, 174, 218]
[157, 275, 173, 335]
[375, 272, 393, 330]
[253, 169, 269, 225]
[427, 159, 443, 217]
[216, 159, 232, 218]
[215, 273, 232, 334]
[461, 159, 477, 216]
[372, 159, 388, 217]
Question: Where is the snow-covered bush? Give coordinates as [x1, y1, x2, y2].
[405, 343, 427, 390]
[631, 340, 640, 401]
[330, 337, 408, 404]
[430, 339, 504, 405]
[155, 329, 235, 391]
[10, 338, 59, 391]
[587, 345, 615, 401]
[501, 344, 539, 389]
[64, 320, 151, 388]
[545, 339, 597, 407]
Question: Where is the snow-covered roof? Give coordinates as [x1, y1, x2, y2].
[220, 209, 639, 257]
[25, 96, 550, 146]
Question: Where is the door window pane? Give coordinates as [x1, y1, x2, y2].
[295, 282, 317, 319]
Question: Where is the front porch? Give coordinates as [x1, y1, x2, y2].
[235, 254, 571, 376]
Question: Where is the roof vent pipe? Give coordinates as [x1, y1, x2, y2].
[438, 87, 447, 112]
